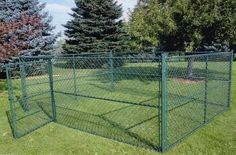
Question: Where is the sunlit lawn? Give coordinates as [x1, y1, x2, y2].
[0, 62, 235, 155]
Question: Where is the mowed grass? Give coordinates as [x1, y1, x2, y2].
[0, 61, 235, 155]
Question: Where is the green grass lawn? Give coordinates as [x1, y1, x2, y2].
[0, 61, 235, 155]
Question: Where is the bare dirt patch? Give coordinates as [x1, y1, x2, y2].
[175, 78, 204, 84]
[27, 74, 60, 80]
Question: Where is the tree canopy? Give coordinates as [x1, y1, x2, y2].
[63, 0, 128, 54]
[0, 0, 58, 57]
[0, 14, 43, 64]
[128, 0, 236, 52]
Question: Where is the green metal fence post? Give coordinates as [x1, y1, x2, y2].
[48, 58, 57, 121]
[109, 51, 115, 92]
[161, 53, 168, 152]
[19, 60, 29, 111]
[73, 55, 77, 95]
[6, 65, 18, 138]
[204, 55, 209, 123]
[227, 52, 233, 108]
[158, 56, 161, 148]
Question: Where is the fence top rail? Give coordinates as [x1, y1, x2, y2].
[4, 52, 232, 68]
[19, 51, 232, 58]
[54, 56, 161, 59]
[18, 53, 163, 60]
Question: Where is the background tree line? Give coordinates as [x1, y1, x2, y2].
[0, 0, 58, 73]
[0, 0, 235, 74]
[128, 0, 236, 53]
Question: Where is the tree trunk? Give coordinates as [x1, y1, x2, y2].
[187, 57, 194, 79]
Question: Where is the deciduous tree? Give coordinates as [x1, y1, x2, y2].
[0, 14, 42, 72]
[0, 0, 59, 56]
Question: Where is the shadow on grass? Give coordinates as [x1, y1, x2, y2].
[0, 80, 7, 93]
[108, 66, 160, 82]
[6, 101, 53, 138]
[53, 105, 161, 151]
[35, 99, 161, 150]
[6, 111, 15, 138]
[88, 83, 158, 99]
[92, 66, 227, 83]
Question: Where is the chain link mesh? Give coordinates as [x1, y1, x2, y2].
[5, 52, 232, 151]
[6, 60, 53, 138]
[166, 53, 232, 149]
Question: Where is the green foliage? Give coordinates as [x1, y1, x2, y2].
[127, 0, 176, 50]
[128, 0, 236, 52]
[63, 0, 128, 54]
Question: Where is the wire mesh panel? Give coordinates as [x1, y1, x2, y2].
[5, 52, 232, 152]
[6, 60, 54, 138]
[51, 54, 162, 150]
[165, 52, 232, 149]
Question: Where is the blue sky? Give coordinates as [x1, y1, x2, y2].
[39, 0, 137, 35]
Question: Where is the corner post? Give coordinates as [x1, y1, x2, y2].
[204, 55, 209, 123]
[227, 52, 233, 108]
[48, 58, 56, 121]
[109, 51, 115, 92]
[19, 60, 29, 111]
[6, 64, 18, 138]
[161, 53, 168, 152]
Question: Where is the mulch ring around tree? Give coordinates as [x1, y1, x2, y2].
[174, 77, 204, 84]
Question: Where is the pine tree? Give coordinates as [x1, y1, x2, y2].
[0, 0, 59, 56]
[63, 0, 127, 54]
